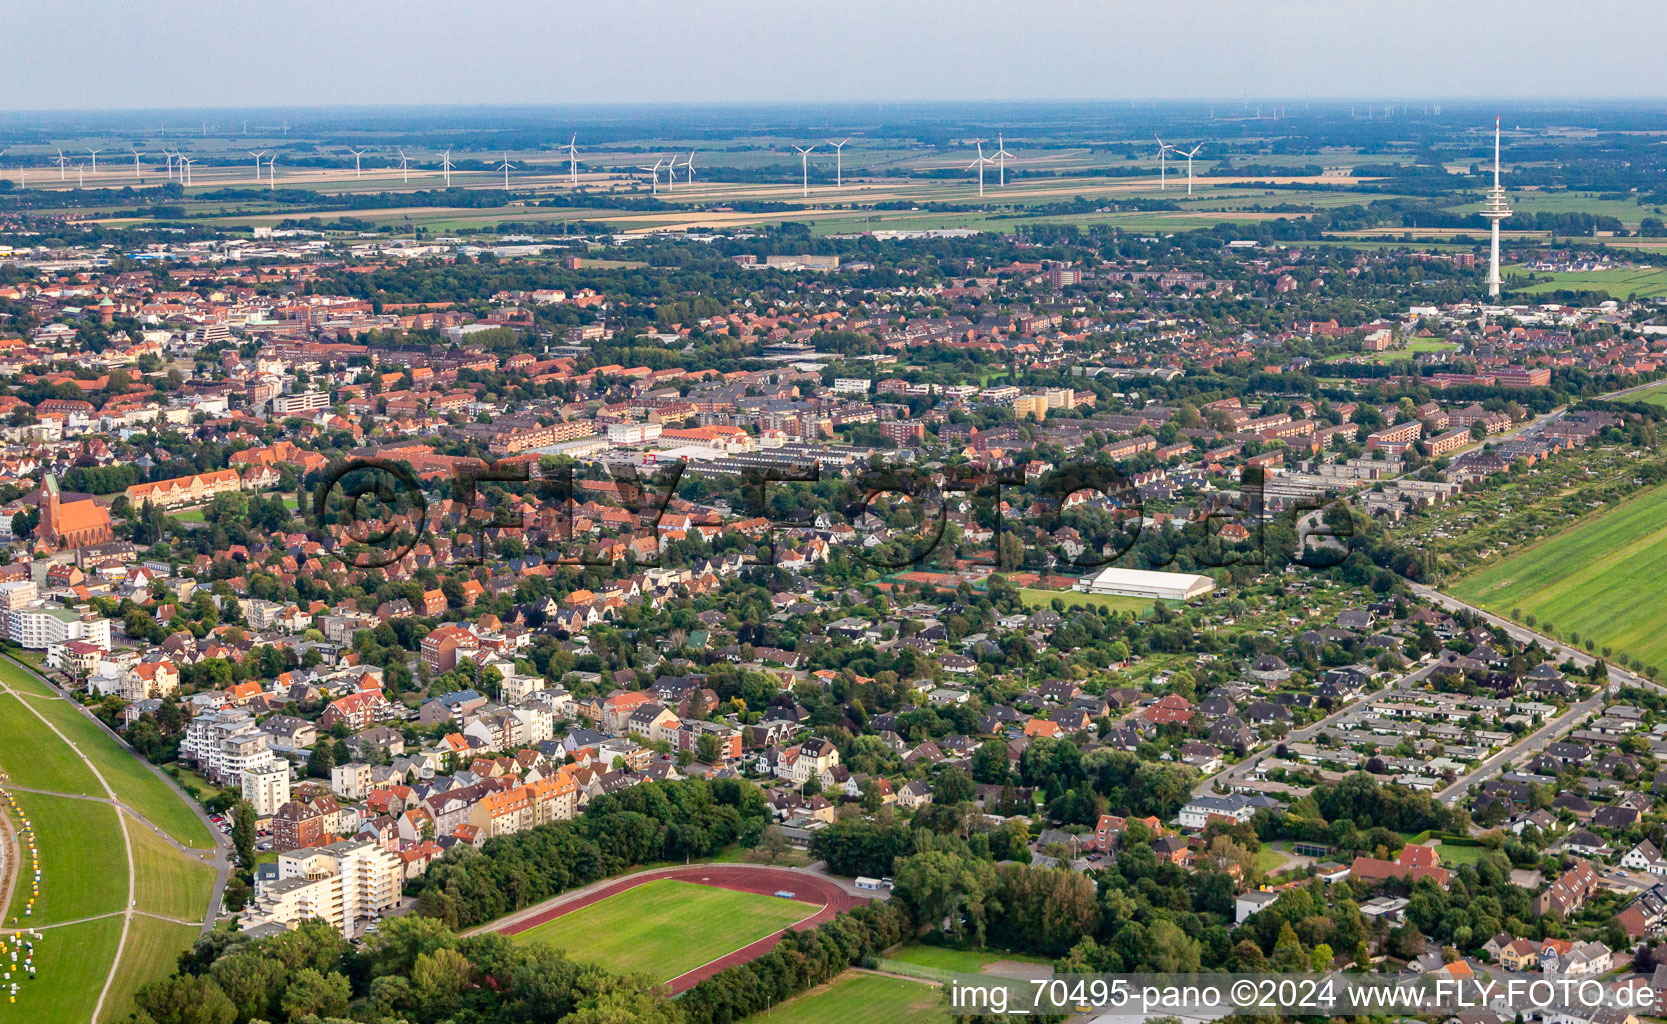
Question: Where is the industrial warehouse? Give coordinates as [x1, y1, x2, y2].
[1075, 566, 1217, 601]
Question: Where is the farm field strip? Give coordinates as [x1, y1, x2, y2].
[1447, 482, 1667, 671]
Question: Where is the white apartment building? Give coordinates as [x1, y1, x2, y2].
[8, 605, 111, 650]
[605, 422, 663, 445]
[331, 762, 375, 801]
[498, 667, 547, 704]
[182, 708, 280, 784]
[0, 580, 39, 611]
[271, 391, 330, 416]
[247, 839, 402, 939]
[512, 703, 554, 745]
[242, 764, 291, 820]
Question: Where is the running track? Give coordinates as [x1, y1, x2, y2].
[492, 865, 868, 993]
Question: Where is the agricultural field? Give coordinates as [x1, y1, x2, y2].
[744, 971, 946, 1024]
[509, 879, 815, 982]
[1447, 481, 1667, 672]
[1450, 190, 1657, 229]
[1614, 379, 1667, 411]
[1510, 265, 1667, 299]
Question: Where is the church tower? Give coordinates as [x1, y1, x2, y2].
[39, 473, 61, 548]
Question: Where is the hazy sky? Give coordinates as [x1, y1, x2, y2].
[9, 0, 1667, 110]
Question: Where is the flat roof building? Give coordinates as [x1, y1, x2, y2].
[1076, 567, 1215, 602]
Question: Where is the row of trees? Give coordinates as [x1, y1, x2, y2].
[410, 778, 771, 928]
[137, 915, 675, 1024]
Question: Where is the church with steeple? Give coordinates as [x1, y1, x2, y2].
[37, 474, 114, 551]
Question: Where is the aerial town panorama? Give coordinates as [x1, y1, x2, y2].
[5, 4, 1667, 1024]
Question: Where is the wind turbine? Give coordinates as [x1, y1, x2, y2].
[664, 154, 681, 190]
[349, 148, 366, 178]
[684, 151, 696, 184]
[1155, 136, 1173, 190]
[966, 140, 993, 198]
[1176, 143, 1204, 195]
[268, 154, 278, 189]
[75, 162, 84, 187]
[792, 144, 815, 198]
[992, 133, 1013, 187]
[396, 148, 410, 184]
[130, 146, 144, 179]
[826, 137, 849, 187]
[497, 152, 515, 191]
[55, 150, 68, 181]
[86, 148, 100, 176]
[179, 156, 194, 185]
[440, 150, 454, 187]
[247, 150, 267, 181]
[567, 134, 580, 185]
[636, 159, 665, 194]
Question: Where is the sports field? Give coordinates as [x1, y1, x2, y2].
[1019, 588, 1155, 615]
[510, 878, 816, 982]
[1447, 482, 1667, 671]
[745, 970, 946, 1024]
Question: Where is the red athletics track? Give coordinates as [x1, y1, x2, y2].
[493, 865, 868, 993]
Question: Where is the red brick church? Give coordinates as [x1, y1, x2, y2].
[37, 474, 114, 551]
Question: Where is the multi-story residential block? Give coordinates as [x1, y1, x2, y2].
[242, 764, 291, 820]
[11, 605, 111, 651]
[246, 839, 402, 938]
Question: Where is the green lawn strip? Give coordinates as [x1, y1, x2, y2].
[128, 821, 215, 922]
[11, 916, 124, 1024]
[0, 661, 213, 849]
[883, 944, 1050, 973]
[510, 878, 813, 982]
[744, 970, 946, 1024]
[1447, 483, 1667, 670]
[1433, 843, 1487, 867]
[0, 692, 102, 795]
[3, 791, 126, 926]
[1018, 588, 1155, 616]
[98, 916, 200, 1024]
